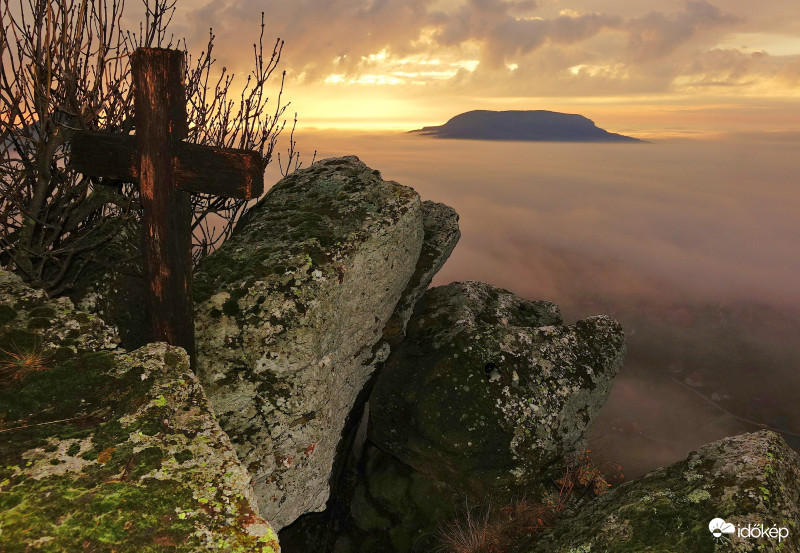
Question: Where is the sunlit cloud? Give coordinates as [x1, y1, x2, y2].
[715, 33, 800, 56]
[162, 0, 800, 129]
[321, 51, 481, 86]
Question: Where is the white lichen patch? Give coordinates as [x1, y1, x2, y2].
[20, 437, 93, 480]
[0, 270, 120, 354]
[686, 488, 711, 503]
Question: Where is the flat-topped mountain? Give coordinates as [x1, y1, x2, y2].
[411, 109, 642, 142]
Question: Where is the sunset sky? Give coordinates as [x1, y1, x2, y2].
[156, 0, 800, 137]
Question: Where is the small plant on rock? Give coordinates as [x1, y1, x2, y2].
[0, 339, 50, 383]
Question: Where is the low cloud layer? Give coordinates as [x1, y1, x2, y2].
[283, 129, 800, 477]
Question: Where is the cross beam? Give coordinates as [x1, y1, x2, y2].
[71, 48, 264, 366]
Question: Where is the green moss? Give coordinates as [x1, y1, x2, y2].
[0, 474, 197, 552]
[175, 449, 194, 464]
[222, 297, 240, 317]
[0, 350, 116, 425]
[27, 306, 57, 319]
[28, 317, 53, 330]
[164, 350, 185, 369]
[128, 446, 165, 480]
[1, 344, 280, 552]
[0, 303, 16, 324]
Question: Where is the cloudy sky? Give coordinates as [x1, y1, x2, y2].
[158, 0, 800, 134]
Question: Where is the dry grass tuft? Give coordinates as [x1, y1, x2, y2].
[436, 451, 620, 553]
[0, 340, 50, 383]
[437, 501, 493, 553]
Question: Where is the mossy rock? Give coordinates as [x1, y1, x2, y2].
[1, 272, 280, 552]
[0, 343, 280, 553]
[369, 281, 626, 500]
[527, 430, 800, 553]
[1, 270, 119, 359]
[325, 444, 456, 553]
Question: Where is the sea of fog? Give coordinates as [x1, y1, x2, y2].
[268, 130, 800, 480]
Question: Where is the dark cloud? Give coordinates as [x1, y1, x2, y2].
[625, 1, 740, 61]
[180, 0, 739, 80]
[184, 0, 433, 80]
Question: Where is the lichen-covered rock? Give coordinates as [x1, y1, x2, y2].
[1, 269, 119, 358]
[193, 156, 429, 529]
[0, 342, 280, 552]
[378, 200, 460, 348]
[369, 281, 626, 499]
[1, 272, 279, 551]
[325, 199, 460, 507]
[527, 430, 800, 553]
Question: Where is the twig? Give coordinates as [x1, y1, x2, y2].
[0, 414, 94, 434]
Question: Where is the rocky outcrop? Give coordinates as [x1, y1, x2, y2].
[0, 271, 279, 552]
[378, 200, 460, 348]
[369, 281, 626, 499]
[326, 443, 457, 553]
[193, 156, 458, 530]
[1, 269, 119, 356]
[527, 430, 800, 553]
[69, 216, 147, 350]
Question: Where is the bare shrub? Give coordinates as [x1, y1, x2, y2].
[1, 0, 307, 294]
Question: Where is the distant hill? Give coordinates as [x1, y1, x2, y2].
[410, 110, 642, 142]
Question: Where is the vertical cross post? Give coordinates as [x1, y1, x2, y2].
[131, 48, 195, 362]
[70, 47, 264, 369]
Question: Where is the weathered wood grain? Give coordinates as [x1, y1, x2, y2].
[132, 48, 196, 363]
[68, 47, 265, 370]
[71, 131, 137, 181]
[173, 143, 263, 198]
[71, 134, 263, 199]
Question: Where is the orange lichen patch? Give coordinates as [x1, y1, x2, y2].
[97, 447, 116, 464]
[152, 534, 179, 547]
[303, 443, 317, 457]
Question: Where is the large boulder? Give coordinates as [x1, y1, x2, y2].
[369, 281, 626, 499]
[0, 271, 279, 552]
[527, 430, 800, 553]
[193, 156, 458, 529]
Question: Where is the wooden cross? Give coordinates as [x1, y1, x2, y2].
[71, 48, 263, 366]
